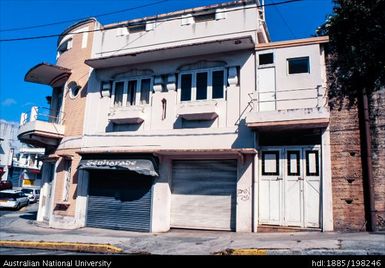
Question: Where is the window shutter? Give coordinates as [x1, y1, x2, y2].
[181, 14, 193, 26]
[215, 8, 226, 20]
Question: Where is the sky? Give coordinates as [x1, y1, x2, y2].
[0, 0, 333, 123]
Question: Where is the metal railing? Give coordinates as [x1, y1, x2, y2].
[20, 106, 65, 126]
[250, 85, 327, 112]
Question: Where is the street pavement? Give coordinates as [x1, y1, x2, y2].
[0, 247, 88, 255]
[1, 203, 384, 255]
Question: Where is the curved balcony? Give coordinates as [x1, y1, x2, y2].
[18, 106, 65, 148]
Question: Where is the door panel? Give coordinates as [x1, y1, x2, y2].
[259, 150, 282, 225]
[87, 170, 152, 232]
[259, 146, 321, 228]
[304, 148, 321, 227]
[284, 149, 303, 226]
[257, 67, 276, 111]
[171, 160, 237, 231]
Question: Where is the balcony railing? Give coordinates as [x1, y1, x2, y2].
[246, 86, 329, 129]
[251, 85, 327, 112]
[20, 106, 65, 126]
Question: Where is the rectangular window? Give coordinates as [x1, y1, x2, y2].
[128, 23, 146, 33]
[287, 151, 300, 176]
[140, 79, 151, 104]
[262, 151, 280, 176]
[114, 81, 124, 107]
[196, 72, 208, 100]
[127, 80, 137, 106]
[181, 74, 192, 101]
[194, 12, 216, 23]
[306, 150, 319, 176]
[179, 68, 226, 102]
[288, 57, 310, 74]
[212, 70, 224, 99]
[259, 53, 274, 65]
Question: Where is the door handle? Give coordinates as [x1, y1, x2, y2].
[276, 177, 283, 181]
[298, 177, 304, 181]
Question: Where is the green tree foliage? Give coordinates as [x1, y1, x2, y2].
[317, 0, 385, 106]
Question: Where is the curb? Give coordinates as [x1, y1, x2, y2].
[0, 240, 123, 254]
[213, 248, 384, 255]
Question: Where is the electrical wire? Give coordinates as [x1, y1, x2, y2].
[0, 0, 170, 33]
[0, 0, 303, 42]
[270, 0, 296, 38]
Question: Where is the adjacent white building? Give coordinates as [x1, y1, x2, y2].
[0, 120, 20, 182]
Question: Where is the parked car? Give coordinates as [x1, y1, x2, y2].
[0, 190, 29, 210]
[21, 187, 40, 203]
[0, 180, 12, 191]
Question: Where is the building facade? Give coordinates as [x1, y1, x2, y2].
[10, 146, 45, 188]
[0, 120, 20, 182]
[18, 0, 369, 232]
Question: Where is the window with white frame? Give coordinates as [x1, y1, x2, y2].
[112, 77, 152, 107]
[179, 68, 225, 102]
[57, 38, 73, 57]
[287, 57, 310, 74]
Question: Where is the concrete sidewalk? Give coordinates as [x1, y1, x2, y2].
[1, 206, 384, 255]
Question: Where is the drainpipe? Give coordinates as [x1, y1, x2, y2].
[361, 90, 377, 232]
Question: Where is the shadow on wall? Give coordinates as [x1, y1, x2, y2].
[173, 117, 216, 129]
[231, 119, 254, 149]
[105, 122, 143, 132]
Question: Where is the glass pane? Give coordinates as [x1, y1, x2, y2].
[262, 151, 279, 175]
[127, 80, 137, 106]
[259, 53, 274, 65]
[212, 70, 224, 99]
[287, 151, 300, 176]
[114, 82, 124, 106]
[196, 72, 208, 100]
[288, 57, 309, 74]
[306, 150, 319, 176]
[181, 74, 192, 101]
[140, 79, 151, 104]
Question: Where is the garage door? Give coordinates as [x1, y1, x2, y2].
[87, 170, 153, 232]
[171, 160, 237, 231]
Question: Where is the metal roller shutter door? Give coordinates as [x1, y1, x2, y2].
[171, 160, 237, 231]
[86, 170, 152, 232]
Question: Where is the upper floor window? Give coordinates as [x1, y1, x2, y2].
[259, 53, 274, 65]
[194, 12, 216, 23]
[113, 77, 152, 107]
[128, 23, 146, 33]
[179, 69, 225, 102]
[287, 57, 310, 74]
[57, 38, 73, 57]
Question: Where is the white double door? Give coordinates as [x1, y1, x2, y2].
[259, 146, 321, 228]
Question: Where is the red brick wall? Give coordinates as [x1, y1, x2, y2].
[330, 101, 366, 231]
[56, 21, 94, 137]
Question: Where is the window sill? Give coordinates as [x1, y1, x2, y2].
[108, 106, 145, 124]
[178, 100, 218, 121]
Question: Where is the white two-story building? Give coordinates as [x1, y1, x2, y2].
[18, 0, 332, 232]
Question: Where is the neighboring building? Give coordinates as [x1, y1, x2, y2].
[0, 120, 20, 182]
[10, 146, 45, 188]
[18, 0, 379, 232]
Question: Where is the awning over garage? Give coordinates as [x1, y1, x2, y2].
[24, 63, 71, 87]
[78, 159, 158, 177]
